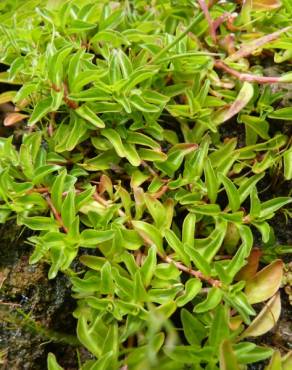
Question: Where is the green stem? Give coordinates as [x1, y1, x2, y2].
[151, 12, 204, 64]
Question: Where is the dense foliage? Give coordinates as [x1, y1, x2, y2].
[0, 0, 291, 369]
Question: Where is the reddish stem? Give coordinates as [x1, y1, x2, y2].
[151, 185, 169, 199]
[197, 0, 217, 43]
[63, 82, 78, 109]
[28, 187, 49, 194]
[214, 60, 282, 84]
[45, 195, 68, 233]
[161, 253, 221, 287]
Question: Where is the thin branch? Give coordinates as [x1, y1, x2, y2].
[214, 60, 285, 84]
[63, 82, 78, 109]
[150, 12, 204, 63]
[0, 300, 21, 307]
[28, 187, 49, 194]
[151, 185, 169, 199]
[45, 195, 68, 233]
[197, 0, 217, 43]
[160, 253, 221, 287]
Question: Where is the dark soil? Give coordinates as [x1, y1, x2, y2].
[0, 222, 85, 370]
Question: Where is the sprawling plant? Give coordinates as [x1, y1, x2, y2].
[0, 0, 291, 369]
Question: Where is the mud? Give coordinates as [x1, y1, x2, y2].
[0, 222, 81, 370]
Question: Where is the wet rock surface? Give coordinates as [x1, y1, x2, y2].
[0, 222, 81, 369]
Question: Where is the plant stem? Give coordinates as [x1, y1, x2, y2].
[151, 12, 204, 63]
[45, 195, 68, 233]
[197, 0, 217, 43]
[160, 253, 221, 287]
[214, 60, 284, 84]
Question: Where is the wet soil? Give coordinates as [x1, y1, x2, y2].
[0, 222, 82, 370]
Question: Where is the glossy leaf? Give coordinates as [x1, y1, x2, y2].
[240, 293, 281, 339]
[176, 278, 202, 307]
[213, 83, 254, 125]
[47, 353, 63, 370]
[194, 287, 223, 313]
[245, 260, 283, 304]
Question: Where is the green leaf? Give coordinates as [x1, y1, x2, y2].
[55, 115, 88, 152]
[77, 316, 101, 358]
[225, 225, 253, 281]
[153, 300, 177, 319]
[259, 197, 292, 219]
[240, 115, 270, 140]
[155, 143, 197, 175]
[213, 82, 254, 125]
[144, 193, 166, 229]
[47, 353, 63, 370]
[176, 278, 202, 307]
[33, 165, 61, 185]
[283, 149, 292, 180]
[79, 255, 106, 270]
[121, 229, 143, 250]
[67, 19, 96, 33]
[219, 340, 240, 370]
[204, 158, 219, 203]
[82, 150, 120, 171]
[69, 87, 111, 102]
[182, 213, 196, 249]
[181, 309, 207, 345]
[219, 173, 240, 212]
[234, 343, 273, 365]
[101, 128, 126, 158]
[28, 97, 53, 126]
[154, 263, 181, 280]
[121, 67, 158, 93]
[123, 143, 141, 166]
[75, 104, 105, 128]
[140, 245, 157, 287]
[209, 305, 229, 349]
[185, 246, 212, 277]
[127, 132, 160, 149]
[250, 187, 261, 218]
[133, 270, 148, 302]
[19, 216, 58, 231]
[61, 189, 75, 229]
[265, 350, 282, 370]
[51, 170, 67, 213]
[138, 148, 167, 162]
[194, 287, 223, 313]
[238, 173, 264, 204]
[282, 352, 292, 370]
[164, 229, 190, 266]
[48, 45, 73, 86]
[268, 107, 292, 120]
[100, 261, 114, 294]
[68, 49, 84, 92]
[80, 229, 115, 246]
[184, 135, 209, 180]
[132, 221, 163, 254]
[0, 91, 17, 104]
[164, 345, 213, 364]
